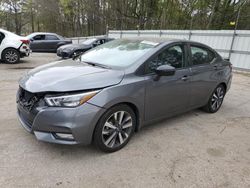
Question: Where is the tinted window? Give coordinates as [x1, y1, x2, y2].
[33, 35, 45, 40]
[0, 32, 5, 45]
[94, 39, 105, 45]
[146, 45, 184, 73]
[80, 39, 157, 68]
[82, 38, 97, 45]
[191, 46, 215, 65]
[45, 35, 59, 40]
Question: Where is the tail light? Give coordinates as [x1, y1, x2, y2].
[21, 39, 30, 45]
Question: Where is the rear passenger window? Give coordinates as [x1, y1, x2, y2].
[0, 32, 4, 45]
[45, 35, 59, 40]
[191, 46, 215, 65]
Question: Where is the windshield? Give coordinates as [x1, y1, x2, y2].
[80, 39, 158, 68]
[82, 38, 97, 45]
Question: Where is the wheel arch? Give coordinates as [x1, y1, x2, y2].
[1, 47, 20, 59]
[219, 82, 227, 91]
[104, 101, 141, 132]
[92, 101, 141, 144]
[120, 102, 141, 132]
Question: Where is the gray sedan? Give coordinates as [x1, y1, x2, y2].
[17, 38, 232, 152]
[27, 32, 72, 52]
[57, 37, 114, 58]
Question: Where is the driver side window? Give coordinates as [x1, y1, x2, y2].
[145, 45, 184, 74]
[94, 39, 105, 46]
[33, 35, 45, 41]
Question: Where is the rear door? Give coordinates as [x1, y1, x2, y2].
[45, 35, 60, 51]
[188, 43, 218, 108]
[144, 43, 192, 121]
[30, 34, 46, 52]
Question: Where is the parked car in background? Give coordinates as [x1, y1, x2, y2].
[0, 28, 30, 64]
[57, 37, 114, 58]
[17, 38, 232, 152]
[27, 32, 72, 52]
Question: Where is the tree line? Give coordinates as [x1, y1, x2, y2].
[0, 0, 249, 37]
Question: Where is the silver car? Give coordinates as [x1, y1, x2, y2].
[17, 38, 232, 152]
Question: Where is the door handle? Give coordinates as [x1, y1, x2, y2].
[181, 75, 189, 81]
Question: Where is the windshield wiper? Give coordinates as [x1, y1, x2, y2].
[82, 61, 111, 69]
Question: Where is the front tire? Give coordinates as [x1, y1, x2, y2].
[203, 84, 226, 113]
[2, 48, 20, 64]
[94, 104, 136, 152]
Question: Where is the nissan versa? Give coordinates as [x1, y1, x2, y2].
[17, 38, 232, 152]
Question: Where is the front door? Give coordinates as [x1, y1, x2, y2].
[144, 43, 191, 121]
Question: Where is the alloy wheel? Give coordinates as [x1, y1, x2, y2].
[102, 111, 133, 148]
[211, 86, 224, 111]
[5, 50, 18, 63]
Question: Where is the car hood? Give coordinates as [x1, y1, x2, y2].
[19, 59, 125, 93]
[59, 44, 90, 51]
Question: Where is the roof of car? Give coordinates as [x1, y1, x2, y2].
[0, 28, 13, 34]
[118, 37, 214, 49]
[119, 37, 183, 43]
[28, 32, 58, 35]
[91, 36, 113, 40]
[0, 28, 20, 37]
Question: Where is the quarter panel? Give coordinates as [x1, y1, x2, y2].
[88, 74, 146, 124]
[189, 61, 228, 107]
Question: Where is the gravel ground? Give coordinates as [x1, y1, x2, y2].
[0, 53, 250, 188]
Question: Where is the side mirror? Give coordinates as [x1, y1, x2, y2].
[154, 65, 176, 77]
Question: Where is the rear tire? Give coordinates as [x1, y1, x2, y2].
[2, 48, 20, 64]
[203, 84, 226, 113]
[94, 104, 136, 152]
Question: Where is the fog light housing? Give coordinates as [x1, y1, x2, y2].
[54, 133, 74, 141]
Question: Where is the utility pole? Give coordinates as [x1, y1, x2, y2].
[228, 0, 247, 60]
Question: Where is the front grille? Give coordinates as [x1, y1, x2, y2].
[17, 87, 42, 129]
[18, 109, 33, 129]
[18, 87, 39, 111]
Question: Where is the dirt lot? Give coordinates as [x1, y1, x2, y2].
[0, 53, 250, 188]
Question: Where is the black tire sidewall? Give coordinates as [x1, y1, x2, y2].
[94, 104, 136, 152]
[3, 48, 20, 64]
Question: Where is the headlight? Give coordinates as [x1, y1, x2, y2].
[44, 90, 99, 107]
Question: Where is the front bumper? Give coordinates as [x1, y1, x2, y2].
[20, 44, 31, 57]
[57, 49, 72, 58]
[17, 101, 106, 145]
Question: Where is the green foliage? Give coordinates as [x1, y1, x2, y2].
[0, 0, 249, 36]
